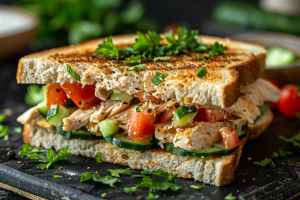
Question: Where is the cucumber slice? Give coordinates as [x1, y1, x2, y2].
[110, 92, 133, 101]
[172, 112, 197, 128]
[98, 118, 120, 138]
[266, 46, 298, 67]
[104, 134, 156, 153]
[227, 120, 247, 140]
[165, 143, 238, 158]
[38, 104, 50, 117]
[55, 127, 102, 140]
[175, 105, 198, 119]
[46, 104, 70, 127]
[42, 84, 49, 104]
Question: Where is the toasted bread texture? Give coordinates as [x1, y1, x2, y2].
[22, 122, 249, 186]
[248, 109, 273, 140]
[17, 34, 266, 108]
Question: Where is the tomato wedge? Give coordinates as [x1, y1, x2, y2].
[219, 125, 240, 149]
[61, 82, 101, 110]
[128, 110, 155, 141]
[47, 83, 68, 107]
[193, 108, 234, 122]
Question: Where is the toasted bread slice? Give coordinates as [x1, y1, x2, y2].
[17, 34, 266, 108]
[248, 109, 273, 140]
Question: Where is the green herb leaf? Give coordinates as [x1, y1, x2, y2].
[175, 138, 179, 143]
[0, 126, 10, 141]
[24, 85, 43, 106]
[151, 72, 167, 86]
[51, 174, 61, 179]
[197, 55, 204, 60]
[208, 42, 227, 57]
[196, 67, 207, 78]
[132, 175, 149, 178]
[137, 178, 182, 192]
[95, 152, 102, 163]
[258, 159, 275, 167]
[92, 174, 122, 189]
[136, 107, 141, 112]
[71, 162, 76, 165]
[271, 152, 279, 159]
[129, 73, 133, 77]
[127, 64, 147, 71]
[124, 186, 137, 195]
[67, 64, 81, 81]
[13, 127, 22, 134]
[0, 114, 6, 123]
[101, 193, 107, 198]
[153, 56, 170, 62]
[18, 144, 43, 156]
[278, 147, 287, 157]
[146, 192, 156, 199]
[6, 148, 10, 151]
[107, 168, 131, 177]
[224, 193, 238, 200]
[189, 185, 204, 189]
[114, 64, 119, 68]
[141, 169, 177, 182]
[125, 54, 141, 65]
[81, 172, 93, 182]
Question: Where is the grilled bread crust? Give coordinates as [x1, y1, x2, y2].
[16, 34, 266, 108]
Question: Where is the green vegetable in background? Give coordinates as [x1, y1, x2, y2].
[24, 85, 43, 106]
[266, 46, 298, 67]
[15, 0, 158, 48]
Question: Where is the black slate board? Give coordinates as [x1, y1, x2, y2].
[1, 105, 300, 200]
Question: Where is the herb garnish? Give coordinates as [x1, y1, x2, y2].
[24, 85, 43, 106]
[127, 64, 147, 71]
[271, 152, 279, 159]
[197, 55, 207, 63]
[125, 54, 142, 65]
[124, 186, 137, 195]
[27, 146, 74, 170]
[175, 138, 179, 143]
[95, 152, 102, 163]
[114, 64, 119, 68]
[151, 72, 167, 86]
[14, 127, 22, 133]
[101, 193, 107, 198]
[196, 67, 207, 78]
[153, 56, 170, 62]
[0, 114, 5, 123]
[67, 64, 81, 82]
[137, 178, 182, 193]
[224, 193, 238, 200]
[189, 185, 204, 190]
[136, 107, 141, 112]
[258, 159, 275, 167]
[0, 125, 10, 141]
[141, 169, 177, 182]
[132, 175, 149, 178]
[51, 174, 61, 179]
[107, 168, 132, 177]
[18, 144, 43, 156]
[81, 172, 122, 188]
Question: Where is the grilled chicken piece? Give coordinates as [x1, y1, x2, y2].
[173, 119, 245, 151]
[63, 105, 99, 131]
[154, 122, 176, 143]
[90, 99, 120, 123]
[17, 104, 41, 124]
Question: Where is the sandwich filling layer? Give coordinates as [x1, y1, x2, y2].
[17, 78, 279, 158]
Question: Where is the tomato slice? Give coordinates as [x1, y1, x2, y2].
[47, 83, 68, 107]
[128, 110, 155, 141]
[193, 108, 234, 122]
[219, 125, 240, 149]
[278, 84, 300, 118]
[61, 82, 101, 110]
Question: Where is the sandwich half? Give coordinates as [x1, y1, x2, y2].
[16, 29, 280, 186]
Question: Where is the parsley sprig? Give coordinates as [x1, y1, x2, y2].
[107, 168, 132, 177]
[81, 172, 122, 189]
[18, 144, 43, 156]
[27, 146, 74, 169]
[96, 27, 227, 63]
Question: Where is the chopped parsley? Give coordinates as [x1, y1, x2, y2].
[0, 114, 5, 123]
[175, 138, 179, 143]
[0, 125, 10, 141]
[129, 73, 133, 77]
[114, 64, 119, 68]
[107, 168, 131, 177]
[132, 175, 149, 178]
[24, 85, 43, 106]
[66, 64, 81, 82]
[212, 115, 215, 120]
[197, 55, 207, 63]
[81, 172, 93, 182]
[51, 174, 61, 179]
[141, 169, 177, 182]
[136, 107, 141, 112]
[258, 158, 275, 167]
[127, 64, 147, 71]
[125, 54, 142, 65]
[95, 152, 102, 163]
[18, 144, 43, 156]
[270, 152, 279, 159]
[224, 193, 238, 200]
[153, 56, 170, 62]
[243, 109, 246, 112]
[124, 186, 137, 195]
[196, 67, 207, 78]
[81, 172, 122, 188]
[14, 127, 22, 134]
[137, 177, 182, 193]
[146, 192, 156, 199]
[27, 146, 74, 170]
[101, 193, 107, 198]
[151, 72, 167, 86]
[189, 185, 204, 189]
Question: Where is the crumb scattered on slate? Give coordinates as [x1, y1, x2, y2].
[17, 161, 22, 164]
[59, 167, 63, 170]
[253, 162, 259, 165]
[247, 157, 252, 161]
[87, 167, 90, 169]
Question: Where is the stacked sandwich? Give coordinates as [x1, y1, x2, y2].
[16, 28, 280, 186]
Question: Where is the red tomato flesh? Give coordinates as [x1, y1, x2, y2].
[61, 82, 101, 110]
[47, 83, 68, 107]
[128, 110, 155, 141]
[278, 84, 300, 118]
[219, 125, 240, 149]
[193, 108, 234, 122]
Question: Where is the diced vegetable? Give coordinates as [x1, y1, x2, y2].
[104, 133, 156, 152]
[98, 118, 120, 138]
[47, 83, 68, 107]
[55, 127, 102, 140]
[46, 104, 70, 127]
[38, 104, 50, 117]
[61, 82, 101, 110]
[175, 105, 197, 119]
[128, 110, 155, 141]
[172, 105, 197, 127]
[42, 84, 49, 105]
[219, 125, 240, 149]
[193, 108, 234, 122]
[110, 92, 133, 101]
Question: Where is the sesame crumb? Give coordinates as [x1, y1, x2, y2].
[252, 178, 255, 180]
[59, 167, 63, 170]
[253, 162, 259, 165]
[17, 161, 22, 164]
[247, 157, 252, 161]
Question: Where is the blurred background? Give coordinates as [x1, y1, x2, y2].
[0, 0, 300, 108]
